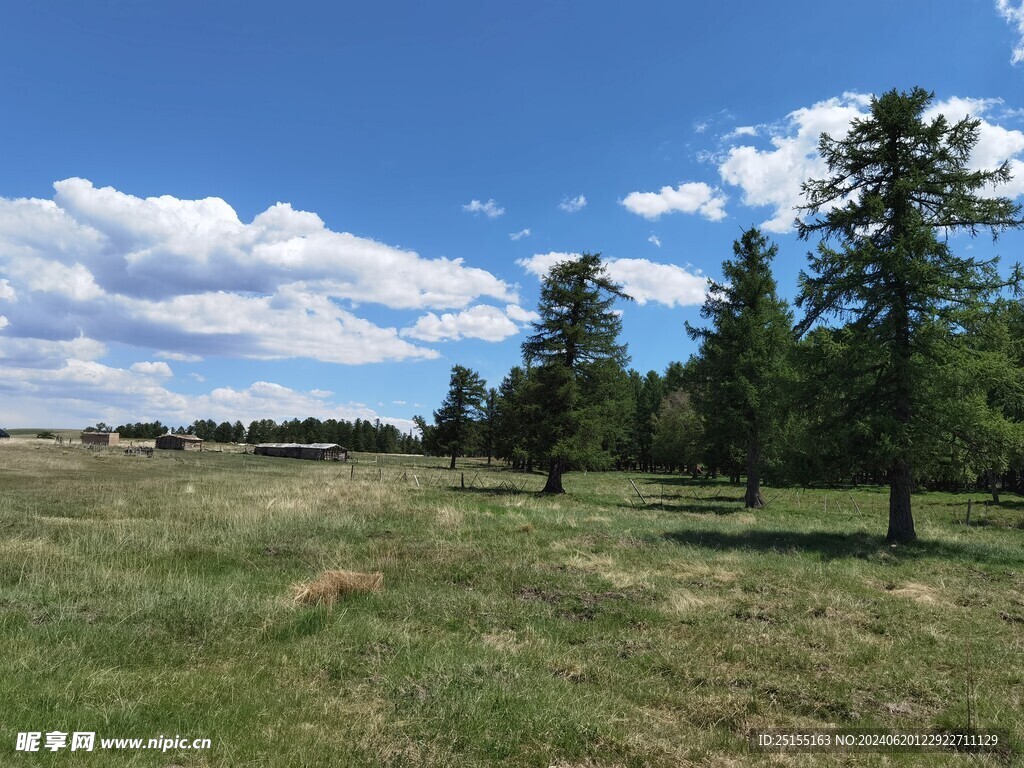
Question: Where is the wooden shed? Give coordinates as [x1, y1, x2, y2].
[155, 434, 204, 451]
[254, 443, 347, 461]
[81, 431, 119, 446]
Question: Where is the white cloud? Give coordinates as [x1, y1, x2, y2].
[648, 235, 661, 248]
[130, 361, 173, 378]
[509, 228, 531, 240]
[462, 198, 505, 218]
[504, 303, 539, 323]
[157, 351, 203, 362]
[401, 304, 522, 342]
[996, 1, 1024, 64]
[0, 315, 7, 330]
[694, 120, 709, 134]
[717, 93, 869, 233]
[517, 252, 706, 308]
[723, 126, 759, 140]
[125, 288, 439, 364]
[5, 258, 104, 301]
[715, 91, 1024, 233]
[0, 179, 518, 368]
[0, 358, 414, 433]
[515, 251, 577, 279]
[0, 334, 107, 368]
[190, 372, 205, 383]
[558, 195, 587, 213]
[621, 182, 728, 222]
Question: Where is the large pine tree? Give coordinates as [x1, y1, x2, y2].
[687, 227, 793, 508]
[522, 253, 631, 493]
[796, 87, 1022, 542]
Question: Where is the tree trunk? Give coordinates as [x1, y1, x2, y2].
[988, 468, 1000, 505]
[887, 297, 916, 544]
[745, 436, 765, 509]
[542, 458, 565, 494]
[449, 452, 457, 470]
[887, 458, 915, 542]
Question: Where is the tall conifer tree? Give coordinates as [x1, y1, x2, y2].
[687, 228, 793, 508]
[522, 254, 631, 493]
[797, 87, 1022, 542]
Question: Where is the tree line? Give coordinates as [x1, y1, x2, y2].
[101, 417, 423, 454]
[417, 88, 1024, 544]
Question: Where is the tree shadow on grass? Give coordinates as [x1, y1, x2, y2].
[641, 476, 736, 488]
[660, 528, 1024, 565]
[641, 501, 741, 516]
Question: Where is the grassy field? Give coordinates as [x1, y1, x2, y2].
[2, 441, 1023, 766]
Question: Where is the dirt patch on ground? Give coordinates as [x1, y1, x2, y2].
[481, 629, 526, 652]
[881, 581, 943, 605]
[515, 585, 644, 621]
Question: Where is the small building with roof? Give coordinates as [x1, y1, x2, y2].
[155, 434, 204, 451]
[81, 431, 119, 446]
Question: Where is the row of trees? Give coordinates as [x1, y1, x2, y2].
[108, 417, 423, 454]
[418, 87, 1024, 544]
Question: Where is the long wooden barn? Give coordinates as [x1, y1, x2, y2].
[155, 434, 204, 451]
[254, 443, 348, 461]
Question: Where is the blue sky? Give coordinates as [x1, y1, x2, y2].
[2, 1, 1024, 431]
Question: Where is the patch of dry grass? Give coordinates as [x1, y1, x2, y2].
[292, 569, 383, 606]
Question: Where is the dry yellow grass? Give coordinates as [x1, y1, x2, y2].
[292, 569, 383, 606]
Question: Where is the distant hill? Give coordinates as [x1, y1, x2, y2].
[4, 428, 86, 439]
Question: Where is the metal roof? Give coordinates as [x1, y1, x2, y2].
[255, 443, 343, 449]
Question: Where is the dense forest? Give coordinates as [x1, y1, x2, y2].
[416, 88, 1024, 543]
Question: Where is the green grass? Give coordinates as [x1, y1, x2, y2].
[2, 442, 1023, 766]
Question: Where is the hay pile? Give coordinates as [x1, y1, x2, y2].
[292, 569, 383, 606]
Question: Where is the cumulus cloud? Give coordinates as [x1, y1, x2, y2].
[517, 252, 706, 308]
[716, 91, 1024, 233]
[996, 0, 1024, 64]
[157, 351, 202, 362]
[0, 334, 107, 369]
[0, 357, 414, 433]
[621, 182, 728, 222]
[462, 198, 505, 218]
[509, 228, 531, 240]
[401, 304, 524, 342]
[0, 179, 518, 368]
[723, 125, 759, 140]
[504, 303, 540, 323]
[558, 195, 587, 213]
[130, 361, 173, 378]
[717, 93, 870, 233]
[648, 235, 661, 248]
[0, 278, 16, 300]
